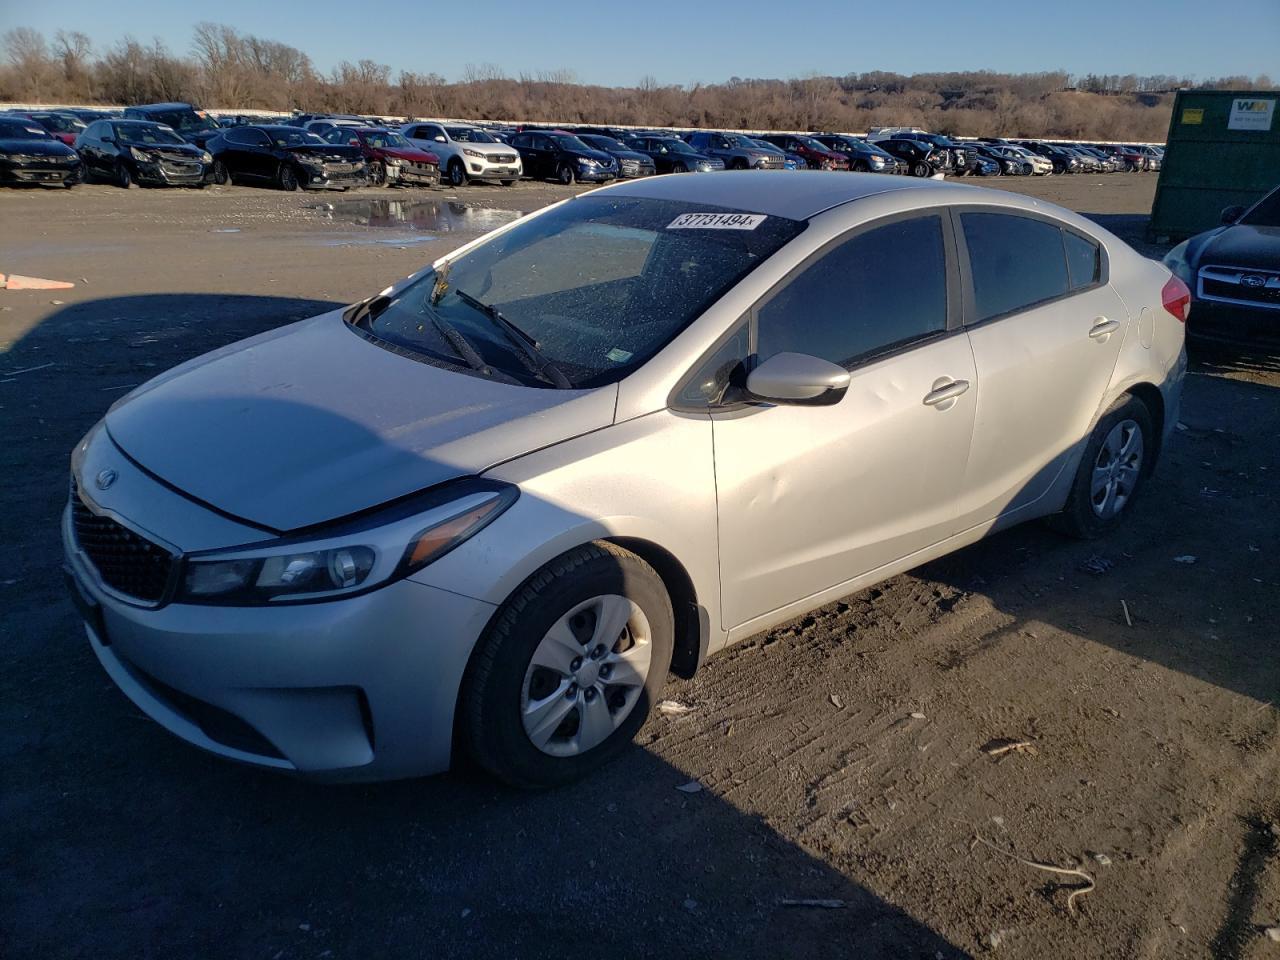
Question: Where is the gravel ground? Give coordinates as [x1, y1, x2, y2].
[2, 173, 1278, 960]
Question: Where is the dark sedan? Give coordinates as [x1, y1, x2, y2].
[207, 125, 367, 191]
[1164, 184, 1280, 344]
[576, 134, 656, 178]
[122, 103, 222, 149]
[0, 117, 82, 187]
[507, 130, 617, 184]
[622, 135, 725, 174]
[6, 110, 85, 146]
[75, 120, 212, 188]
[870, 138, 948, 177]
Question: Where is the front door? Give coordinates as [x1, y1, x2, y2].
[711, 211, 978, 631]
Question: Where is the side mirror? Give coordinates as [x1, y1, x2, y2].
[1220, 205, 1245, 225]
[434, 135, 446, 142]
[745, 352, 850, 406]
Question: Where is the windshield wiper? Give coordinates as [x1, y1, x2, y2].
[453, 288, 572, 389]
[422, 305, 493, 377]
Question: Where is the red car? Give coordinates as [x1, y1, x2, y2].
[758, 134, 851, 171]
[8, 111, 85, 147]
[324, 127, 440, 187]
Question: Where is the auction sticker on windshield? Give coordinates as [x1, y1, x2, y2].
[668, 213, 766, 230]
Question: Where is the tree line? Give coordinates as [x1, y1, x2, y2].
[2, 24, 1275, 140]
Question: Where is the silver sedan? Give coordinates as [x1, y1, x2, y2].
[63, 172, 1188, 786]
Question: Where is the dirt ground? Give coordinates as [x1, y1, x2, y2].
[2, 173, 1278, 960]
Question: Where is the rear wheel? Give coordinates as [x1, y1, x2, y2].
[1050, 394, 1154, 539]
[673, 161, 688, 173]
[278, 163, 299, 191]
[460, 542, 674, 788]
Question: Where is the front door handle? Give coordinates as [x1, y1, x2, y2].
[1089, 317, 1122, 341]
[922, 378, 971, 408]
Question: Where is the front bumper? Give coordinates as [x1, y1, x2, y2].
[63, 501, 496, 781]
[134, 158, 212, 186]
[0, 162, 81, 185]
[1185, 300, 1280, 346]
[385, 162, 440, 187]
[574, 167, 616, 182]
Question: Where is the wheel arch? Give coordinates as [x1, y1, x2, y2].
[603, 536, 705, 679]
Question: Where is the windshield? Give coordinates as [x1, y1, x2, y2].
[583, 135, 626, 151]
[148, 109, 217, 133]
[116, 124, 186, 146]
[446, 126, 497, 143]
[270, 129, 326, 147]
[357, 196, 806, 388]
[33, 114, 85, 133]
[661, 139, 698, 155]
[548, 133, 591, 151]
[1240, 187, 1280, 227]
[0, 119, 50, 140]
[365, 131, 412, 149]
[793, 136, 830, 153]
[722, 134, 760, 149]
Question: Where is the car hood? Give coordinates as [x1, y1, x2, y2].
[0, 137, 72, 156]
[570, 148, 616, 165]
[104, 311, 616, 531]
[608, 149, 652, 163]
[124, 142, 206, 159]
[377, 147, 439, 163]
[286, 144, 363, 161]
[1198, 224, 1280, 270]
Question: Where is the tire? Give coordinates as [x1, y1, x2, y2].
[911, 161, 932, 178]
[673, 161, 687, 173]
[115, 162, 132, 189]
[278, 163, 300, 191]
[212, 160, 231, 186]
[460, 542, 674, 788]
[557, 163, 575, 185]
[447, 159, 467, 187]
[1049, 394, 1154, 540]
[369, 161, 386, 187]
[500, 179, 516, 187]
[730, 158, 748, 170]
[853, 160, 869, 172]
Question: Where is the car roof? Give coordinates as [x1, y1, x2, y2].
[600, 170, 993, 220]
[130, 103, 194, 111]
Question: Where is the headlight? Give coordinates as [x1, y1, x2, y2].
[577, 157, 599, 167]
[1162, 240, 1194, 285]
[176, 480, 517, 605]
[129, 146, 153, 162]
[298, 155, 325, 167]
[200, 151, 213, 163]
[463, 148, 484, 159]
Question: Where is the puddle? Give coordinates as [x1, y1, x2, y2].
[308, 198, 524, 234]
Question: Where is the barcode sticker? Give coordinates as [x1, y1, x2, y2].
[667, 213, 766, 230]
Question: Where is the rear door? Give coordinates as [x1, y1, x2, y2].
[952, 209, 1128, 528]
[708, 210, 978, 631]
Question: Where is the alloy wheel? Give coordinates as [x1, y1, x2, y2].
[1090, 419, 1143, 519]
[520, 594, 653, 757]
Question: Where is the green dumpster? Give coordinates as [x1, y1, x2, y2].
[1148, 89, 1280, 241]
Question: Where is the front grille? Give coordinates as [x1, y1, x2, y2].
[1200, 266, 1280, 309]
[488, 152, 517, 164]
[71, 486, 176, 603]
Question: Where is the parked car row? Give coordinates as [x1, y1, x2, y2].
[0, 102, 1165, 191]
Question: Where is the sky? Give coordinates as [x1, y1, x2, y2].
[3, 0, 1277, 86]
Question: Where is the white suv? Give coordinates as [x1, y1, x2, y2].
[400, 122, 522, 187]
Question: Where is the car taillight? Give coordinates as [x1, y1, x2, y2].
[1161, 275, 1191, 323]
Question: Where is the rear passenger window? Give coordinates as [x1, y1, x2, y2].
[1064, 230, 1102, 289]
[756, 214, 948, 368]
[961, 212, 1069, 321]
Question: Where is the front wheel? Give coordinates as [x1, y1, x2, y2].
[557, 163, 575, 185]
[1050, 394, 1154, 539]
[369, 161, 386, 187]
[673, 161, 688, 173]
[460, 542, 674, 788]
[911, 161, 932, 178]
[447, 159, 467, 187]
[115, 162, 132, 188]
[278, 163, 300, 191]
[500, 179, 516, 187]
[212, 160, 231, 185]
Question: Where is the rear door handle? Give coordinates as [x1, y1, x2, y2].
[922, 378, 970, 407]
[1088, 317, 1122, 341]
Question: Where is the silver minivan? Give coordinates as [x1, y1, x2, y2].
[64, 173, 1188, 786]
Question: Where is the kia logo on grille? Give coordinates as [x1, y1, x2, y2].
[95, 469, 118, 491]
[1241, 275, 1266, 289]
